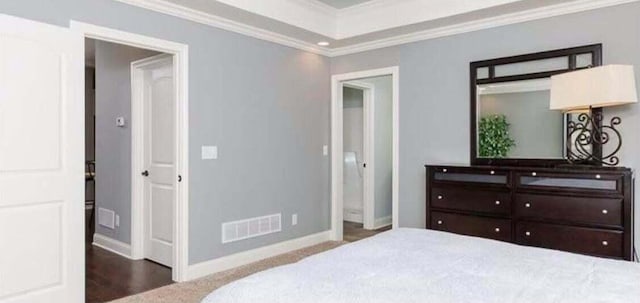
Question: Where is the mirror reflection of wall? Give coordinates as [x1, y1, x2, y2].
[477, 78, 564, 159]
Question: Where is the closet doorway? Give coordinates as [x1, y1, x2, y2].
[331, 67, 399, 242]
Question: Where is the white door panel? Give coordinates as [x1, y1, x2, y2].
[0, 37, 61, 171]
[0, 14, 83, 303]
[139, 55, 174, 267]
[150, 76, 174, 165]
[150, 185, 173, 243]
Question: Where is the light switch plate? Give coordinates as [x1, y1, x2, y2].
[292, 214, 298, 226]
[323, 145, 328, 156]
[202, 145, 218, 160]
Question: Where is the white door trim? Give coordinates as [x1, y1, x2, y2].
[342, 81, 375, 230]
[69, 21, 190, 282]
[330, 66, 400, 240]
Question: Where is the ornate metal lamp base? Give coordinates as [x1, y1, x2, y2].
[566, 108, 622, 166]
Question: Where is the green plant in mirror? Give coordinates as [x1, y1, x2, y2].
[479, 114, 515, 158]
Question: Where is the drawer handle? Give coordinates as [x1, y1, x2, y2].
[442, 168, 448, 173]
[531, 172, 537, 176]
[602, 241, 608, 246]
[494, 228, 500, 233]
[495, 200, 501, 205]
[595, 174, 601, 179]
[602, 209, 608, 214]
[437, 195, 443, 200]
[525, 203, 531, 208]
[490, 170, 495, 175]
[525, 231, 531, 236]
[437, 220, 443, 225]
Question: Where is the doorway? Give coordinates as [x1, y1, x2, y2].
[83, 39, 175, 303]
[331, 67, 400, 242]
[73, 22, 190, 302]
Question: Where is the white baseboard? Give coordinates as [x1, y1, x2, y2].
[186, 230, 331, 281]
[374, 215, 392, 229]
[93, 233, 134, 259]
[344, 208, 363, 223]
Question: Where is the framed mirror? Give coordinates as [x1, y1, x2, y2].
[470, 44, 603, 166]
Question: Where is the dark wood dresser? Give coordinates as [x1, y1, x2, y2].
[425, 165, 634, 260]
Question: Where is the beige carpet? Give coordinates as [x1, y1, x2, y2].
[109, 241, 345, 303]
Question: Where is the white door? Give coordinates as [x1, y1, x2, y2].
[0, 14, 83, 303]
[138, 55, 175, 267]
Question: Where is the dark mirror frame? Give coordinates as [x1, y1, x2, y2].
[470, 44, 603, 167]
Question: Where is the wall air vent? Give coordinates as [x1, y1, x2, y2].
[97, 208, 116, 229]
[222, 213, 282, 244]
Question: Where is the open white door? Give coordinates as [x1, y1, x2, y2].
[0, 14, 84, 303]
[133, 55, 175, 267]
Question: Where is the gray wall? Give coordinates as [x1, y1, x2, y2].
[94, 41, 158, 242]
[331, 1, 640, 249]
[479, 90, 563, 158]
[0, 0, 331, 264]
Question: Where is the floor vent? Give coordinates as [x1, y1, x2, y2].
[222, 213, 281, 244]
[97, 208, 116, 229]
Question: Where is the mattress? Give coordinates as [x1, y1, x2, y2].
[202, 228, 640, 303]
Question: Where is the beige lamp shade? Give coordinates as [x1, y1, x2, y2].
[550, 65, 638, 111]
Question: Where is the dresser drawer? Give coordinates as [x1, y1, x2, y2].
[516, 172, 621, 194]
[431, 166, 509, 187]
[516, 222, 623, 258]
[515, 194, 622, 227]
[431, 187, 510, 215]
[431, 212, 511, 242]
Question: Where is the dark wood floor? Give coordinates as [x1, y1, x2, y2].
[343, 221, 392, 242]
[86, 210, 173, 303]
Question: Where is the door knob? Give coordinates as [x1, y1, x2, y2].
[141, 170, 149, 177]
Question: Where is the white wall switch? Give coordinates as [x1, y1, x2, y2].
[292, 214, 298, 226]
[323, 145, 328, 156]
[202, 145, 218, 160]
[116, 116, 126, 127]
[115, 214, 120, 227]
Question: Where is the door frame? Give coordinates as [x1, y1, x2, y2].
[330, 66, 399, 241]
[131, 53, 176, 267]
[341, 81, 375, 229]
[70, 21, 190, 282]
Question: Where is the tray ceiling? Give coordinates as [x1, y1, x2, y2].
[115, 0, 639, 56]
[315, 0, 374, 9]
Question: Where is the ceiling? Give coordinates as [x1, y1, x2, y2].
[315, 0, 374, 9]
[115, 0, 637, 56]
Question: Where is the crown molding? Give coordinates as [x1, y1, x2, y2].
[328, 0, 640, 57]
[114, 0, 639, 58]
[293, 0, 339, 16]
[335, 0, 522, 39]
[113, 0, 330, 56]
[216, 0, 337, 37]
[338, 0, 394, 13]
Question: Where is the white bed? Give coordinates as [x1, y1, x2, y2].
[203, 228, 640, 303]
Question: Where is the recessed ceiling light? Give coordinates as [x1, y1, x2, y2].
[317, 41, 330, 46]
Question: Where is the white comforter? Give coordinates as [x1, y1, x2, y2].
[203, 228, 640, 303]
